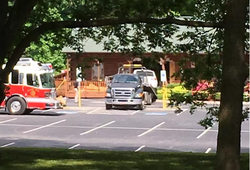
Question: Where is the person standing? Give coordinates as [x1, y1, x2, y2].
[74, 80, 79, 103]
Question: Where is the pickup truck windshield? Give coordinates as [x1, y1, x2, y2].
[112, 75, 139, 83]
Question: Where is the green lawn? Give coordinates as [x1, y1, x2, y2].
[0, 148, 249, 170]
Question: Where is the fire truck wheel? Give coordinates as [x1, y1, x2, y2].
[7, 97, 27, 115]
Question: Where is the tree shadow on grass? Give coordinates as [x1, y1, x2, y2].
[0, 144, 249, 170]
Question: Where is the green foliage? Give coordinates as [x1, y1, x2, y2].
[167, 85, 192, 107]
[23, 1, 74, 74]
[67, 0, 197, 54]
[167, 83, 181, 89]
[25, 33, 68, 74]
[199, 106, 219, 128]
[157, 83, 249, 126]
[157, 84, 191, 102]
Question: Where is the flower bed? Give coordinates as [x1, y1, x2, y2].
[157, 83, 191, 100]
[157, 83, 250, 102]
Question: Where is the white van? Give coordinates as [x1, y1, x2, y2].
[133, 69, 158, 88]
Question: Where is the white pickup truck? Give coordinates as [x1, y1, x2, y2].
[133, 69, 158, 88]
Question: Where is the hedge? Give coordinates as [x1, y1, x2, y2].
[157, 84, 250, 102]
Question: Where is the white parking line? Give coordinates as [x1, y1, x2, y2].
[0, 118, 17, 124]
[80, 121, 115, 135]
[131, 110, 140, 115]
[0, 123, 216, 132]
[23, 119, 66, 134]
[0, 142, 15, 148]
[205, 148, 212, 153]
[135, 145, 145, 152]
[68, 144, 80, 149]
[138, 122, 165, 137]
[196, 127, 212, 139]
[86, 108, 102, 114]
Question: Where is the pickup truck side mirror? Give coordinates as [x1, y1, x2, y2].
[107, 82, 112, 88]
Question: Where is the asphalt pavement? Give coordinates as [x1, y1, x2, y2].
[0, 98, 249, 153]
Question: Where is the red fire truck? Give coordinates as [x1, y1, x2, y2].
[0, 58, 60, 115]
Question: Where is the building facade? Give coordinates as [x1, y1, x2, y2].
[65, 52, 187, 84]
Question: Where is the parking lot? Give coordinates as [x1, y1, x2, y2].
[0, 99, 249, 153]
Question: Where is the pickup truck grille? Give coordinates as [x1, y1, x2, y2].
[112, 88, 134, 98]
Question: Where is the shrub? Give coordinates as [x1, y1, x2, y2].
[169, 86, 192, 105]
[243, 92, 250, 102]
[193, 91, 210, 100]
[157, 83, 250, 102]
[215, 92, 221, 100]
[156, 84, 192, 104]
[167, 83, 182, 89]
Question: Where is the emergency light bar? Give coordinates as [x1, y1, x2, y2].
[123, 64, 142, 67]
[15, 58, 53, 71]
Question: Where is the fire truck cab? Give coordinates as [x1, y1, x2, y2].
[0, 58, 60, 115]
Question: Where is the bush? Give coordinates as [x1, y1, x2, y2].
[157, 84, 192, 103]
[167, 83, 182, 89]
[157, 83, 250, 102]
[215, 92, 221, 100]
[243, 92, 249, 102]
[193, 91, 210, 100]
[169, 86, 192, 104]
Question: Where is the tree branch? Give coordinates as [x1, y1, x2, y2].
[42, 17, 224, 29]
[4, 16, 224, 74]
[0, 0, 9, 66]
[0, 0, 8, 34]
[0, 0, 38, 58]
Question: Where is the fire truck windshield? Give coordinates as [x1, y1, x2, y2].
[40, 73, 55, 88]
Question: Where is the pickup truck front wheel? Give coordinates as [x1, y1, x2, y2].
[106, 104, 112, 110]
[137, 100, 145, 110]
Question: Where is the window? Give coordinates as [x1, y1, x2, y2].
[11, 70, 19, 84]
[27, 74, 33, 86]
[112, 75, 139, 84]
[40, 73, 55, 88]
[27, 74, 39, 87]
[91, 63, 104, 81]
[135, 71, 154, 77]
[19, 73, 24, 84]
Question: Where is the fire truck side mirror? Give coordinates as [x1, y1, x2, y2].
[33, 81, 38, 86]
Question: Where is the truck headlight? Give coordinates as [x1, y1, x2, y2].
[106, 93, 111, 97]
[44, 92, 51, 98]
[135, 93, 143, 98]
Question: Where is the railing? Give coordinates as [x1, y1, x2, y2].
[55, 80, 107, 98]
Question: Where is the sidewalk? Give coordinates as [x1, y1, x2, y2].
[155, 100, 250, 106]
[62, 99, 250, 110]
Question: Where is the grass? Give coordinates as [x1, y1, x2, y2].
[0, 148, 249, 170]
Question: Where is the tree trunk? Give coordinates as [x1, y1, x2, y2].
[216, 0, 248, 170]
[0, 69, 7, 104]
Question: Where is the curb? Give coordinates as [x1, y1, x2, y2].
[62, 106, 93, 110]
[155, 100, 250, 106]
